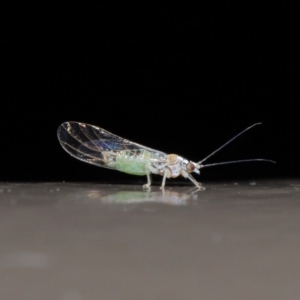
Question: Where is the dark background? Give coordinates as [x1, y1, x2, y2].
[1, 4, 299, 184]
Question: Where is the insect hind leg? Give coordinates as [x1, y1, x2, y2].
[143, 164, 157, 189]
[143, 173, 152, 189]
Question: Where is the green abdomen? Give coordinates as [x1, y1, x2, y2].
[107, 150, 155, 176]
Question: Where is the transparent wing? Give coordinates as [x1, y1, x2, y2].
[57, 121, 167, 169]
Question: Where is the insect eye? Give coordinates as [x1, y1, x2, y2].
[187, 162, 195, 171]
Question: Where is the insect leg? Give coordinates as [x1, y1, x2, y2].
[143, 173, 152, 189]
[181, 170, 205, 190]
[160, 168, 171, 189]
[143, 164, 156, 188]
[160, 172, 167, 189]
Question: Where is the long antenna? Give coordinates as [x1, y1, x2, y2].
[198, 123, 262, 164]
[199, 159, 276, 169]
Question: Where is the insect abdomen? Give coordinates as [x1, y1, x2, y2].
[107, 150, 154, 176]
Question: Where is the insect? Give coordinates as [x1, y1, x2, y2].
[57, 122, 275, 189]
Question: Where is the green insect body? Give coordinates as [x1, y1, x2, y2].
[106, 150, 156, 176]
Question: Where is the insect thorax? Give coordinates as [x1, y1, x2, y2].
[162, 154, 198, 178]
[162, 154, 185, 178]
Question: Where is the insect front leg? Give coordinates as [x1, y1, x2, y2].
[181, 170, 205, 190]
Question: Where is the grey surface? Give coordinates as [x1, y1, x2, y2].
[0, 180, 300, 300]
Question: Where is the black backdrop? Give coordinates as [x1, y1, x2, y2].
[1, 4, 299, 184]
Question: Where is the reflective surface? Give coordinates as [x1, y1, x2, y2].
[1, 180, 300, 299]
